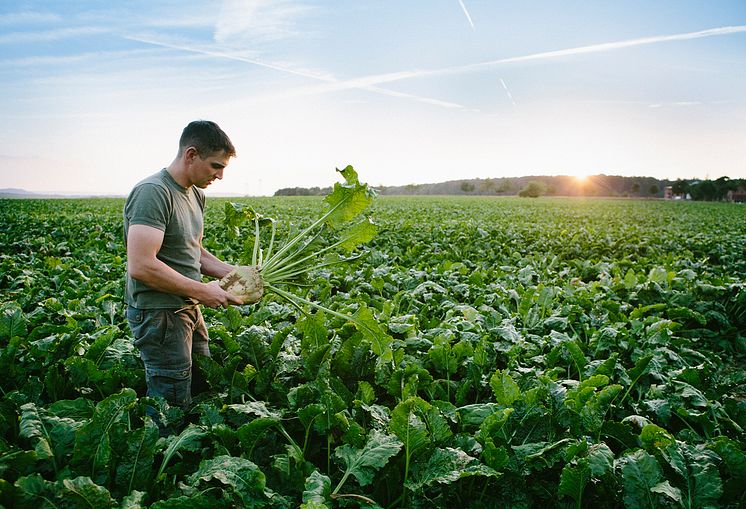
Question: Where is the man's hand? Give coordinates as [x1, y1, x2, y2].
[198, 280, 245, 308]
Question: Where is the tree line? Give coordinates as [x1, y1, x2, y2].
[671, 177, 746, 201]
[274, 175, 746, 201]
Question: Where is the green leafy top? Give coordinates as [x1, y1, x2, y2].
[323, 166, 377, 229]
[224, 165, 391, 360]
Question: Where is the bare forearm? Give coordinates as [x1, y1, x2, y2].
[200, 248, 235, 278]
[126, 224, 242, 308]
[129, 257, 206, 301]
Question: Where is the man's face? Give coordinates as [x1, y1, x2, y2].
[186, 148, 231, 189]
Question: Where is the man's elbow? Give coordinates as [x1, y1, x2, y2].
[127, 260, 150, 282]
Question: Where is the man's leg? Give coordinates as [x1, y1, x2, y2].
[127, 306, 193, 409]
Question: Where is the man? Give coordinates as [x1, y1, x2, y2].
[123, 120, 260, 420]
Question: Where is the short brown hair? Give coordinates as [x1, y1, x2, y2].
[178, 120, 236, 158]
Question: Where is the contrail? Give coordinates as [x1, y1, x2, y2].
[123, 24, 746, 110]
[458, 0, 475, 30]
[248, 24, 746, 98]
[444, 25, 746, 74]
[331, 25, 746, 86]
[499, 78, 516, 108]
[123, 34, 469, 110]
[123, 34, 329, 81]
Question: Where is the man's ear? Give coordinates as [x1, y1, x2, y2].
[184, 146, 200, 162]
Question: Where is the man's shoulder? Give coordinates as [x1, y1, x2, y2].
[133, 169, 170, 191]
[127, 170, 172, 201]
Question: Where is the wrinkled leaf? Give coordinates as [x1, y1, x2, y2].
[0, 303, 28, 340]
[71, 389, 137, 483]
[188, 455, 267, 506]
[558, 459, 590, 505]
[337, 218, 378, 252]
[157, 424, 208, 477]
[302, 470, 331, 507]
[405, 447, 499, 490]
[335, 430, 402, 488]
[62, 476, 115, 508]
[489, 370, 521, 406]
[660, 442, 723, 509]
[114, 418, 159, 493]
[617, 449, 663, 509]
[19, 403, 54, 461]
[352, 306, 393, 362]
[237, 417, 281, 457]
[323, 165, 375, 229]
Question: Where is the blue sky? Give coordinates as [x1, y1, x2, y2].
[1, 1, 744, 195]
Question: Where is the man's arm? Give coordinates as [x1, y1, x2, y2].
[200, 247, 235, 279]
[127, 224, 242, 307]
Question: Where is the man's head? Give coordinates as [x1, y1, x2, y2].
[177, 120, 236, 189]
[177, 120, 236, 159]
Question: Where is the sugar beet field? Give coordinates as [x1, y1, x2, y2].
[1, 195, 745, 508]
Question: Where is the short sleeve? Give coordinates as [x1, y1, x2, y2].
[193, 187, 205, 212]
[124, 183, 171, 231]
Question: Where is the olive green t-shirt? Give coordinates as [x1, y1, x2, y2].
[123, 169, 205, 309]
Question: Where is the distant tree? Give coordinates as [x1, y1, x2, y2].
[631, 182, 640, 194]
[672, 179, 690, 196]
[649, 184, 660, 196]
[479, 179, 496, 194]
[460, 181, 475, 193]
[715, 176, 733, 200]
[497, 180, 513, 194]
[518, 181, 547, 198]
[690, 180, 718, 201]
[275, 186, 324, 196]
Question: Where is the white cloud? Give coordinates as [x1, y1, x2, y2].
[647, 101, 706, 108]
[0, 26, 108, 44]
[139, 13, 217, 30]
[0, 48, 169, 67]
[0, 11, 61, 25]
[214, 0, 314, 45]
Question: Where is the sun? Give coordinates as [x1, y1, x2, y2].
[570, 170, 593, 183]
[573, 174, 588, 182]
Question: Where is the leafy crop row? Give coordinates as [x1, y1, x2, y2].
[1, 196, 744, 508]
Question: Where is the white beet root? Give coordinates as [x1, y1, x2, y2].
[219, 265, 264, 304]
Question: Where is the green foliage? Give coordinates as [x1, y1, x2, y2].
[301, 470, 331, 508]
[617, 449, 664, 509]
[405, 447, 499, 490]
[187, 455, 269, 507]
[1, 196, 744, 507]
[489, 369, 521, 406]
[333, 430, 401, 492]
[71, 389, 137, 484]
[518, 180, 547, 198]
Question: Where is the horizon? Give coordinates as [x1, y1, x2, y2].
[1, 1, 745, 196]
[1, 172, 727, 198]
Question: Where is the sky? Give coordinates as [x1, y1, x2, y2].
[1, 1, 745, 196]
